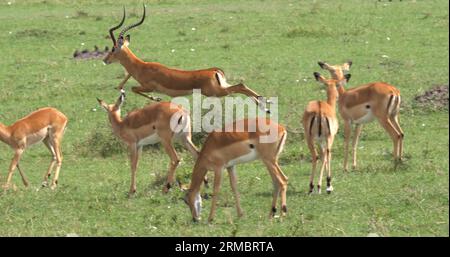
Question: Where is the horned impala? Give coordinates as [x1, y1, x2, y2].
[0, 107, 68, 190]
[318, 61, 404, 170]
[184, 118, 288, 222]
[97, 90, 200, 196]
[103, 5, 270, 113]
[303, 72, 351, 194]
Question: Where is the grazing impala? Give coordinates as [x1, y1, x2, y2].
[97, 90, 200, 195]
[103, 5, 270, 112]
[303, 72, 351, 194]
[318, 61, 404, 170]
[184, 118, 288, 222]
[0, 108, 68, 190]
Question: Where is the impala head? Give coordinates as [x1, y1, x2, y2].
[317, 60, 352, 80]
[313, 72, 351, 89]
[103, 4, 146, 65]
[97, 90, 126, 116]
[184, 190, 202, 222]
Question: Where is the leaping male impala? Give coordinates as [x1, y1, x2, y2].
[303, 72, 351, 194]
[97, 90, 200, 196]
[103, 5, 270, 113]
[0, 108, 68, 190]
[184, 118, 288, 222]
[318, 61, 404, 170]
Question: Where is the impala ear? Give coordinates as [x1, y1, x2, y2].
[346, 60, 353, 68]
[313, 72, 325, 82]
[318, 61, 326, 69]
[125, 34, 130, 43]
[344, 73, 351, 82]
[97, 98, 109, 111]
[115, 91, 125, 108]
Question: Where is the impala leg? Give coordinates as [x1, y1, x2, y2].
[227, 166, 243, 218]
[4, 148, 24, 190]
[263, 161, 284, 218]
[222, 83, 269, 113]
[49, 136, 63, 190]
[42, 137, 57, 188]
[378, 117, 402, 162]
[326, 136, 335, 194]
[128, 143, 139, 197]
[343, 120, 351, 172]
[116, 73, 131, 90]
[317, 145, 327, 194]
[16, 164, 29, 187]
[390, 114, 404, 161]
[274, 162, 288, 216]
[208, 167, 223, 223]
[351, 124, 363, 170]
[306, 136, 318, 194]
[160, 136, 180, 194]
[131, 86, 161, 102]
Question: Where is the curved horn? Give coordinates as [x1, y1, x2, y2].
[118, 4, 146, 40]
[109, 7, 126, 46]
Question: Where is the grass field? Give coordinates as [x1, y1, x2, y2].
[0, 0, 448, 236]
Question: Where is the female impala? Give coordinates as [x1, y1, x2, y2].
[318, 61, 404, 170]
[303, 72, 351, 194]
[0, 107, 68, 190]
[97, 90, 200, 195]
[184, 118, 288, 222]
[103, 5, 270, 112]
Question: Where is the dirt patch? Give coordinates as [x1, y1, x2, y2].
[73, 46, 109, 60]
[414, 85, 449, 110]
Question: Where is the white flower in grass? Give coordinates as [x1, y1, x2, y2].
[8, 31, 12, 34]
[381, 55, 389, 58]
[190, 48, 195, 52]
[422, 123, 425, 127]
[191, 27, 196, 31]
[81, 42, 85, 46]
[296, 79, 300, 83]
[303, 78, 308, 82]
[386, 37, 391, 41]
[92, 108, 97, 112]
[171, 49, 175, 53]
[65, 15, 70, 19]
[7, 2, 12, 5]
[255, 177, 261, 181]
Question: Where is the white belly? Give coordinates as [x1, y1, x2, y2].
[26, 127, 49, 147]
[353, 110, 375, 124]
[226, 149, 259, 167]
[138, 133, 160, 147]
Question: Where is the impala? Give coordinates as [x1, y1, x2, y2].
[97, 90, 200, 195]
[184, 118, 288, 222]
[318, 61, 404, 170]
[303, 72, 351, 194]
[103, 5, 270, 113]
[0, 107, 68, 190]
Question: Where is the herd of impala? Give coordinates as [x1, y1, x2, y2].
[0, 5, 404, 222]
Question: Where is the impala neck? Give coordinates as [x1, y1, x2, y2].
[0, 123, 11, 144]
[189, 160, 208, 195]
[108, 110, 123, 135]
[118, 47, 145, 75]
[337, 85, 346, 95]
[326, 86, 339, 109]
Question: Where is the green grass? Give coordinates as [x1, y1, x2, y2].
[0, 0, 448, 236]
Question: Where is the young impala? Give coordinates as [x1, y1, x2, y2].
[303, 72, 351, 194]
[184, 118, 288, 222]
[318, 61, 404, 170]
[103, 5, 270, 113]
[0, 107, 68, 190]
[97, 90, 200, 196]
